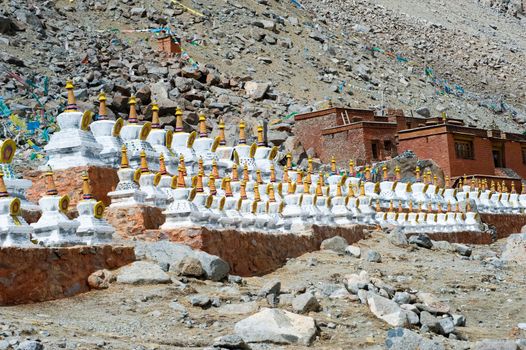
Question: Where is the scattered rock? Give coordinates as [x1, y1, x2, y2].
[234, 308, 317, 345]
[116, 261, 171, 285]
[244, 81, 270, 100]
[473, 340, 519, 350]
[367, 250, 382, 262]
[212, 334, 251, 350]
[171, 256, 205, 277]
[258, 279, 281, 297]
[345, 245, 361, 258]
[292, 292, 320, 314]
[502, 233, 526, 265]
[409, 234, 433, 249]
[367, 292, 409, 327]
[452, 243, 472, 257]
[188, 294, 212, 308]
[320, 235, 348, 253]
[87, 269, 113, 289]
[16, 341, 44, 350]
[389, 229, 409, 247]
[385, 327, 445, 350]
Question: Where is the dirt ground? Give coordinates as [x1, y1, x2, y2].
[1, 233, 525, 349]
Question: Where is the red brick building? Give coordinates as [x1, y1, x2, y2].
[294, 107, 526, 182]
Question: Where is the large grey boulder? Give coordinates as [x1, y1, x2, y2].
[116, 261, 171, 285]
[385, 327, 445, 350]
[16, 341, 44, 350]
[367, 292, 409, 327]
[320, 236, 348, 253]
[234, 308, 317, 345]
[292, 292, 320, 314]
[134, 241, 230, 281]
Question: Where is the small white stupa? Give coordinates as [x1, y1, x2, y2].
[107, 146, 147, 208]
[75, 172, 115, 245]
[44, 80, 105, 170]
[90, 91, 123, 168]
[31, 168, 80, 246]
[0, 171, 34, 247]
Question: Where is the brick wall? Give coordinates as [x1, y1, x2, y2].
[503, 141, 526, 178]
[447, 134, 495, 177]
[398, 131, 452, 177]
[294, 110, 338, 156]
[321, 127, 365, 166]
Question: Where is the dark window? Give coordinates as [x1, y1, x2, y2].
[493, 148, 504, 168]
[522, 148, 526, 164]
[454, 140, 474, 159]
[371, 142, 379, 160]
[384, 140, 392, 151]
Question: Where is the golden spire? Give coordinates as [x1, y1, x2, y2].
[254, 182, 261, 202]
[243, 164, 249, 182]
[140, 150, 149, 173]
[522, 182, 525, 195]
[470, 177, 475, 190]
[382, 165, 388, 181]
[231, 164, 239, 182]
[466, 201, 471, 212]
[45, 167, 58, 196]
[490, 180, 495, 192]
[398, 200, 403, 213]
[305, 171, 312, 185]
[0, 172, 8, 198]
[395, 166, 401, 181]
[418, 202, 423, 212]
[307, 157, 313, 174]
[120, 145, 129, 169]
[349, 160, 355, 176]
[159, 153, 167, 175]
[497, 181, 502, 193]
[388, 200, 394, 212]
[283, 169, 289, 183]
[268, 185, 276, 202]
[415, 166, 420, 181]
[427, 202, 433, 212]
[447, 201, 452, 212]
[459, 178, 463, 188]
[365, 166, 371, 181]
[437, 202, 443, 213]
[445, 175, 450, 188]
[296, 170, 303, 185]
[65, 80, 78, 112]
[315, 177, 323, 196]
[240, 180, 248, 199]
[239, 120, 246, 145]
[151, 102, 160, 128]
[81, 171, 93, 200]
[98, 91, 107, 120]
[433, 175, 437, 186]
[257, 125, 265, 146]
[211, 160, 220, 179]
[303, 180, 310, 194]
[198, 157, 204, 175]
[375, 200, 381, 212]
[198, 114, 207, 137]
[224, 177, 233, 197]
[176, 166, 186, 188]
[196, 171, 204, 193]
[175, 107, 184, 132]
[270, 164, 276, 183]
[209, 174, 217, 195]
[179, 155, 187, 176]
[330, 156, 336, 174]
[286, 153, 292, 170]
[128, 96, 138, 123]
[408, 200, 413, 212]
[347, 182, 355, 197]
[218, 118, 226, 146]
[359, 181, 365, 196]
[256, 169, 263, 184]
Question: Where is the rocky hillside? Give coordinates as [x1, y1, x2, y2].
[0, 0, 525, 165]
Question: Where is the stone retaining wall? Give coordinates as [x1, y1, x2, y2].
[156, 225, 372, 276]
[105, 205, 165, 238]
[0, 245, 135, 305]
[480, 213, 526, 239]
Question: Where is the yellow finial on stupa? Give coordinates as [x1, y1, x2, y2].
[349, 160, 355, 176]
[196, 171, 204, 193]
[415, 166, 421, 181]
[128, 96, 138, 123]
[388, 200, 394, 212]
[382, 165, 388, 180]
[179, 154, 186, 176]
[159, 153, 167, 175]
[176, 166, 186, 188]
[336, 184, 342, 197]
[224, 177, 233, 197]
[98, 91, 107, 119]
[218, 118, 226, 146]
[268, 185, 276, 202]
[243, 164, 249, 182]
[270, 164, 276, 183]
[0, 172, 8, 198]
[151, 102, 160, 128]
[286, 153, 292, 170]
[365, 166, 371, 181]
[240, 180, 248, 199]
[211, 159, 220, 179]
[232, 164, 239, 182]
[198, 157, 204, 174]
[359, 181, 365, 196]
[307, 157, 313, 174]
[315, 177, 323, 196]
[395, 166, 401, 181]
[256, 169, 263, 184]
[283, 169, 289, 183]
[330, 156, 336, 174]
[296, 170, 303, 185]
[347, 182, 355, 197]
[139, 150, 149, 173]
[81, 171, 93, 200]
[257, 125, 264, 146]
[175, 107, 184, 132]
[45, 167, 58, 196]
[303, 180, 310, 194]
[198, 114, 207, 137]
[239, 120, 246, 144]
[120, 145, 129, 169]
[288, 181, 296, 195]
[65, 80, 78, 112]
[209, 174, 217, 195]
[253, 182, 261, 202]
[445, 175, 450, 188]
